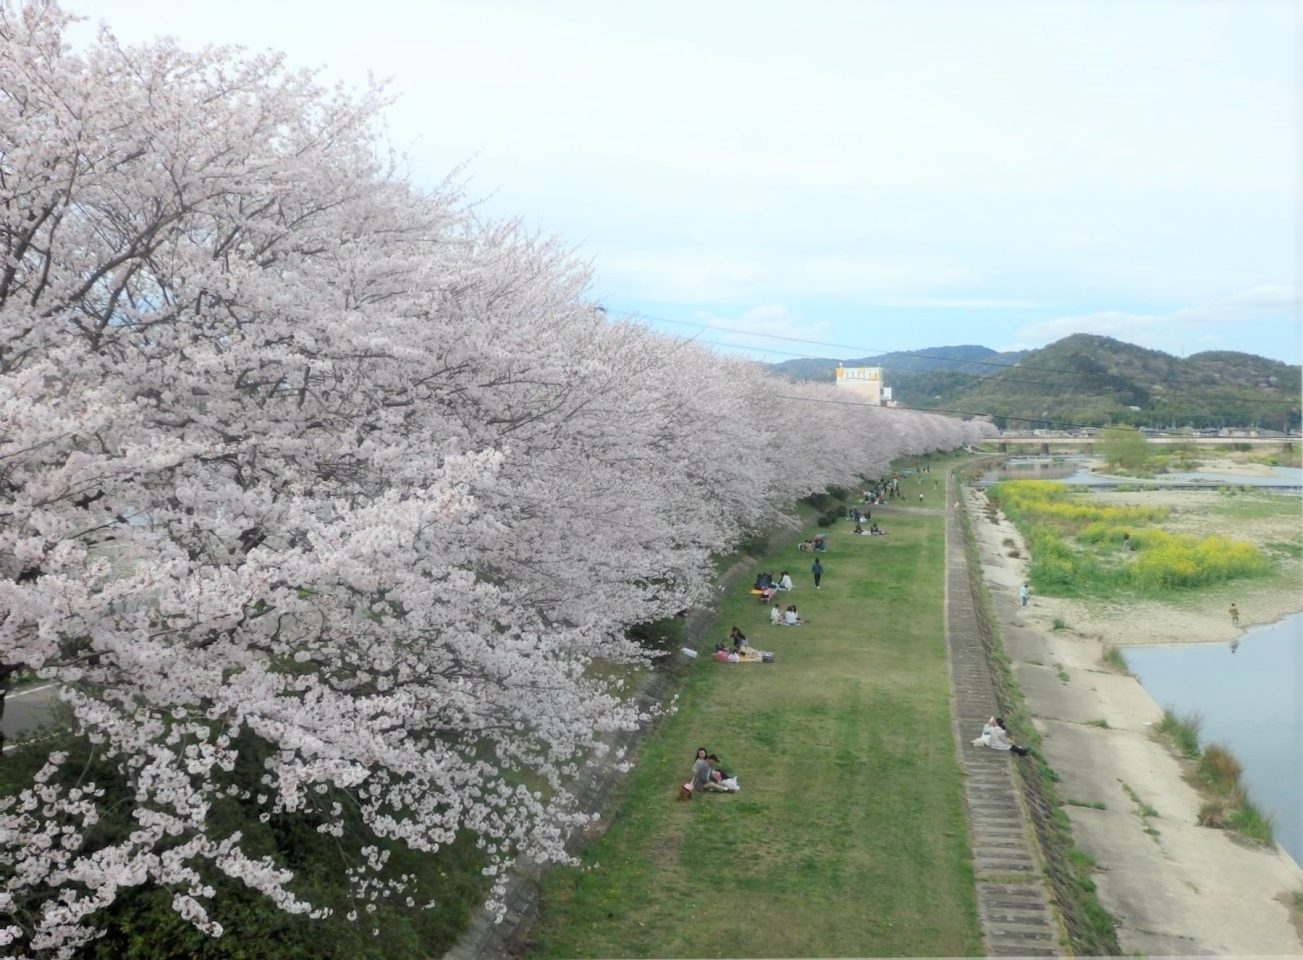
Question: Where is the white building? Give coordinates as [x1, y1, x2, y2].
[835, 365, 887, 405]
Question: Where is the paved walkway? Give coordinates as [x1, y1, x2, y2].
[943, 470, 1067, 957]
[1, 682, 57, 753]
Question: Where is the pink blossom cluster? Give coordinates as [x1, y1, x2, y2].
[0, 4, 993, 953]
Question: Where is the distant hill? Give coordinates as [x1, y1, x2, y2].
[771, 344, 1028, 383]
[771, 335, 1301, 430]
[915, 335, 1300, 430]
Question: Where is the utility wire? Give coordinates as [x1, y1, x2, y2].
[681, 335, 1096, 392]
[620, 311, 1087, 376]
[620, 311, 1301, 413]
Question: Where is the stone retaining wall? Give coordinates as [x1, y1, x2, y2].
[955, 477, 1120, 956]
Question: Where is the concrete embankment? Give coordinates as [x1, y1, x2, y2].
[965, 485, 1303, 956]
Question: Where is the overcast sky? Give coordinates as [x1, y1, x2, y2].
[68, 1, 1300, 364]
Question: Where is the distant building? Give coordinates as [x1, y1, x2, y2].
[835, 365, 888, 405]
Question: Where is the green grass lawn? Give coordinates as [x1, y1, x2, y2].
[527, 482, 980, 958]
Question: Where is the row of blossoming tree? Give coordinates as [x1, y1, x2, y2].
[0, 4, 993, 954]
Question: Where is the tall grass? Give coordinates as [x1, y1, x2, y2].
[1157, 708, 1202, 759]
[1197, 744, 1242, 794]
[1156, 714, 1276, 847]
[1100, 645, 1129, 674]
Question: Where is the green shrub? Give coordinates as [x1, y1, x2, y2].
[736, 530, 770, 557]
[816, 514, 835, 528]
[1227, 796, 1275, 846]
[825, 485, 850, 502]
[1101, 425, 1151, 470]
[626, 616, 685, 654]
[0, 732, 490, 960]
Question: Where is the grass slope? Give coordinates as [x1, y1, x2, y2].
[528, 479, 981, 958]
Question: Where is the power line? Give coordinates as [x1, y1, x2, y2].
[616, 311, 1301, 418]
[681, 335, 1085, 392]
[619, 310, 1088, 376]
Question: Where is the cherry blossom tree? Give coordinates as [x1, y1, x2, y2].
[0, 4, 992, 954]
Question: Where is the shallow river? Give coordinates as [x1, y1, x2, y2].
[982, 458, 1302, 488]
[1125, 612, 1303, 865]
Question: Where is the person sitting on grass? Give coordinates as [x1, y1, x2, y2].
[783, 605, 806, 626]
[706, 754, 740, 792]
[770, 604, 782, 625]
[778, 571, 793, 591]
[678, 747, 718, 799]
[870, 523, 886, 535]
[729, 626, 747, 650]
[853, 523, 866, 535]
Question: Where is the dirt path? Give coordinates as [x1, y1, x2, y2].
[966, 486, 1303, 956]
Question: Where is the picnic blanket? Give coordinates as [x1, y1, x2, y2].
[713, 649, 773, 664]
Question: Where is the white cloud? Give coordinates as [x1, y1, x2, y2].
[67, 1, 1298, 360]
[881, 298, 1044, 309]
[1014, 285, 1299, 353]
[1172, 284, 1298, 322]
[1017, 311, 1156, 344]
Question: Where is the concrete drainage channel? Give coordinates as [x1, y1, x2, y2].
[441, 524, 806, 960]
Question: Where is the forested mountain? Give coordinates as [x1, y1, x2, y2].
[771, 344, 1028, 382]
[773, 335, 1301, 430]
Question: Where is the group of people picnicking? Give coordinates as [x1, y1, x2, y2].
[688, 466, 974, 801]
[750, 570, 793, 603]
[712, 625, 775, 664]
[769, 604, 806, 626]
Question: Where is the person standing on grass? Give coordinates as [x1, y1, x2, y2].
[811, 558, 823, 589]
[1229, 602, 1240, 626]
[1019, 583, 1029, 607]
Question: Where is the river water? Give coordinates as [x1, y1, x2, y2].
[1124, 612, 1303, 865]
[982, 457, 1302, 488]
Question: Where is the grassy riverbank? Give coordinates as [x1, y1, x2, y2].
[527, 475, 982, 958]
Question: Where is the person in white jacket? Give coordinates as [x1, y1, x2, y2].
[778, 571, 793, 591]
[977, 717, 1030, 756]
